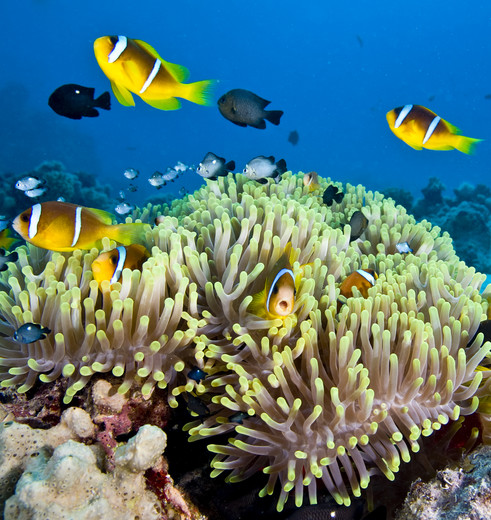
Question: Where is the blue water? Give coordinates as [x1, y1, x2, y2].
[2, 0, 491, 205]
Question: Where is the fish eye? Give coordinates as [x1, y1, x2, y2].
[110, 255, 118, 265]
[109, 36, 118, 44]
[272, 285, 279, 294]
[21, 214, 29, 222]
[218, 96, 225, 104]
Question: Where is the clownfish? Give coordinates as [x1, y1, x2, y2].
[386, 105, 482, 154]
[91, 244, 150, 285]
[248, 249, 296, 320]
[303, 171, 320, 192]
[339, 269, 378, 299]
[93, 35, 216, 110]
[12, 201, 146, 252]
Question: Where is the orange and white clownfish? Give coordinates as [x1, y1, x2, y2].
[248, 250, 296, 320]
[91, 244, 150, 285]
[93, 35, 216, 111]
[386, 105, 482, 154]
[303, 171, 320, 192]
[12, 201, 146, 252]
[339, 269, 378, 299]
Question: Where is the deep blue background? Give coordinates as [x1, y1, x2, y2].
[1, 0, 490, 205]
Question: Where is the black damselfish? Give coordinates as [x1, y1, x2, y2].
[322, 185, 344, 206]
[217, 89, 283, 129]
[48, 84, 111, 119]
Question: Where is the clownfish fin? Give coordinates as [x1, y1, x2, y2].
[442, 118, 461, 135]
[134, 39, 190, 82]
[180, 79, 217, 106]
[248, 288, 267, 318]
[85, 207, 115, 225]
[142, 96, 181, 111]
[107, 222, 147, 246]
[110, 80, 135, 107]
[454, 135, 483, 155]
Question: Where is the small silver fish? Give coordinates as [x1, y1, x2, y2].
[162, 168, 179, 182]
[148, 171, 166, 189]
[15, 176, 44, 192]
[25, 187, 48, 198]
[13, 322, 51, 343]
[124, 168, 139, 180]
[396, 241, 413, 254]
[174, 161, 188, 173]
[243, 155, 287, 184]
[197, 152, 235, 180]
[114, 202, 134, 215]
[57, 196, 66, 202]
[119, 190, 126, 200]
[0, 248, 18, 272]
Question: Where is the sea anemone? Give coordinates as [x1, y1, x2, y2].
[0, 171, 490, 510]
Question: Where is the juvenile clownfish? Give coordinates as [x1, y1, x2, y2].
[386, 105, 482, 154]
[339, 269, 378, 299]
[303, 171, 320, 192]
[248, 250, 296, 320]
[91, 244, 150, 285]
[12, 201, 146, 252]
[94, 35, 216, 110]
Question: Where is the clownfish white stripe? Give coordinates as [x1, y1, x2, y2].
[356, 269, 376, 286]
[108, 35, 127, 63]
[423, 116, 441, 144]
[71, 207, 83, 247]
[394, 104, 413, 128]
[140, 59, 161, 94]
[28, 204, 42, 239]
[110, 246, 127, 283]
[266, 268, 295, 313]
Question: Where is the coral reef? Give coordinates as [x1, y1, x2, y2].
[0, 160, 114, 218]
[0, 171, 490, 513]
[394, 444, 491, 520]
[388, 177, 491, 274]
[0, 407, 202, 519]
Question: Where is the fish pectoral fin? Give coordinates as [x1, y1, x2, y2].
[134, 39, 190, 82]
[110, 81, 135, 107]
[247, 289, 267, 318]
[142, 96, 182, 111]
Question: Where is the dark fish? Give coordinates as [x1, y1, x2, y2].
[468, 319, 491, 346]
[217, 89, 283, 129]
[356, 34, 364, 48]
[186, 393, 210, 418]
[188, 366, 207, 382]
[288, 130, 299, 145]
[197, 152, 235, 180]
[128, 184, 138, 192]
[0, 248, 18, 271]
[428, 94, 436, 101]
[485, 94, 491, 100]
[243, 155, 287, 184]
[229, 411, 249, 424]
[13, 323, 51, 343]
[322, 185, 344, 206]
[48, 84, 111, 120]
[349, 210, 368, 240]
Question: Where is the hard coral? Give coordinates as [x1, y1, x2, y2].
[0, 171, 490, 512]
